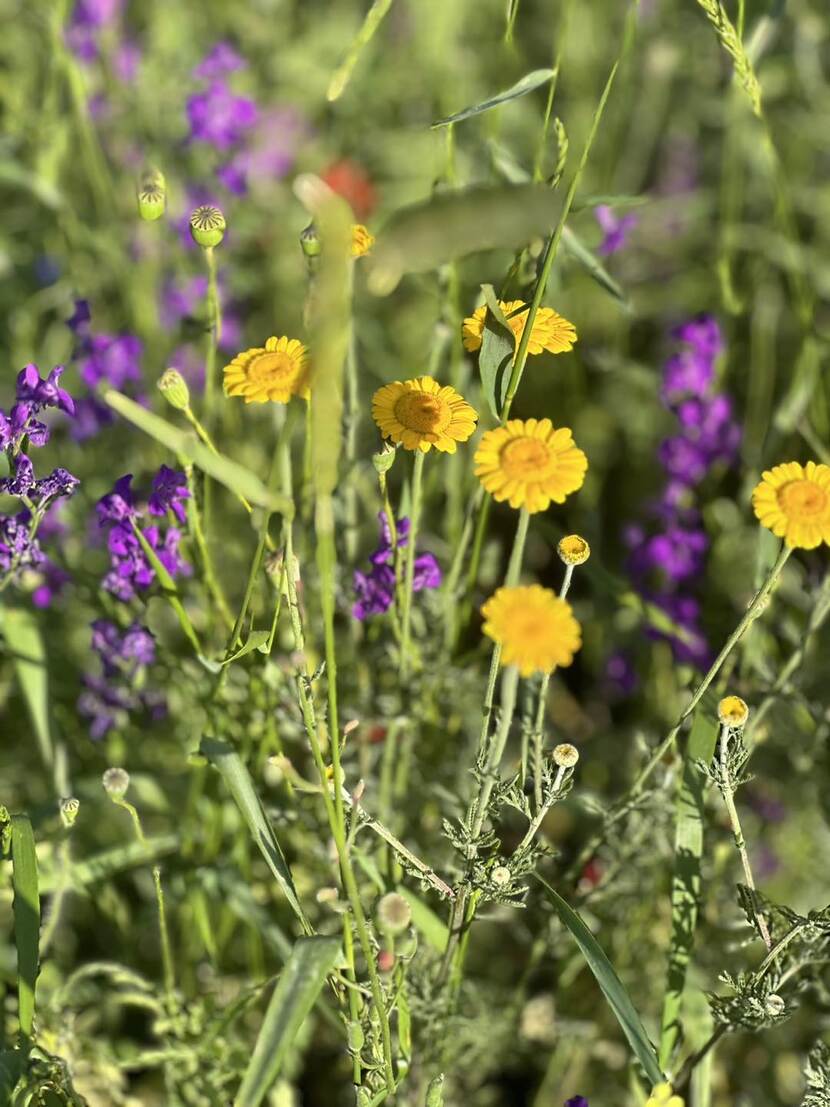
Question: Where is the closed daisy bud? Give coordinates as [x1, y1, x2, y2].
[558, 534, 590, 566]
[300, 223, 321, 258]
[158, 368, 191, 412]
[718, 695, 749, 728]
[102, 767, 130, 797]
[553, 743, 579, 768]
[491, 865, 512, 887]
[376, 892, 412, 935]
[137, 169, 166, 221]
[372, 443, 396, 474]
[190, 205, 226, 248]
[60, 797, 80, 827]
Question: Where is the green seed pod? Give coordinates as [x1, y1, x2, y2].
[59, 797, 80, 828]
[137, 168, 166, 221]
[157, 368, 191, 412]
[190, 205, 226, 248]
[376, 892, 411, 936]
[372, 443, 396, 475]
[426, 1074, 445, 1107]
[300, 223, 321, 258]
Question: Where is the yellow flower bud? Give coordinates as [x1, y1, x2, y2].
[718, 695, 749, 729]
[557, 534, 590, 566]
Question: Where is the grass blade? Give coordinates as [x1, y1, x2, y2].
[327, 0, 395, 102]
[432, 68, 555, 128]
[659, 704, 719, 1068]
[200, 737, 312, 935]
[11, 815, 40, 1043]
[234, 936, 341, 1107]
[0, 607, 53, 778]
[537, 876, 663, 1085]
[562, 224, 628, 307]
[38, 834, 179, 895]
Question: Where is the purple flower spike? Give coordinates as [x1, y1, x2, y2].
[595, 204, 637, 256]
[97, 475, 136, 525]
[660, 350, 714, 405]
[673, 313, 723, 359]
[194, 42, 246, 79]
[0, 454, 36, 497]
[353, 513, 441, 621]
[148, 465, 190, 524]
[15, 364, 75, 415]
[186, 79, 257, 151]
[565, 1098, 590, 1107]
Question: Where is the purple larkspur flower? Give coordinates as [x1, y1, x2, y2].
[16, 364, 75, 415]
[0, 513, 45, 574]
[193, 42, 246, 80]
[71, 0, 122, 28]
[92, 619, 156, 671]
[78, 334, 142, 390]
[657, 435, 711, 485]
[113, 40, 141, 82]
[353, 513, 441, 620]
[31, 559, 71, 608]
[565, 1098, 590, 1107]
[649, 593, 710, 666]
[594, 205, 637, 256]
[673, 314, 723, 359]
[77, 673, 133, 740]
[676, 394, 741, 464]
[34, 467, 81, 504]
[148, 465, 190, 524]
[643, 523, 708, 583]
[603, 651, 638, 698]
[0, 453, 35, 497]
[67, 299, 92, 335]
[186, 79, 257, 151]
[217, 107, 307, 195]
[97, 474, 137, 525]
[70, 395, 116, 441]
[660, 350, 714, 405]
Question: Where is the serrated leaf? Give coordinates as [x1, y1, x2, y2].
[366, 184, 565, 295]
[11, 815, 39, 1043]
[477, 285, 515, 420]
[102, 389, 293, 515]
[562, 224, 627, 306]
[432, 68, 555, 128]
[200, 737, 312, 935]
[221, 630, 271, 666]
[537, 877, 663, 1085]
[234, 937, 341, 1107]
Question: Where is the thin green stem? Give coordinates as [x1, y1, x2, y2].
[203, 245, 221, 422]
[399, 450, 426, 681]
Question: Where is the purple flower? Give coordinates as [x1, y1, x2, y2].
[113, 41, 141, 82]
[0, 513, 44, 574]
[160, 275, 209, 329]
[565, 1098, 589, 1107]
[97, 475, 137, 525]
[352, 513, 441, 621]
[67, 299, 92, 335]
[216, 107, 307, 195]
[31, 559, 71, 608]
[122, 623, 157, 666]
[16, 364, 75, 415]
[33, 467, 81, 504]
[91, 619, 156, 672]
[71, 0, 122, 28]
[0, 454, 35, 497]
[594, 205, 637, 256]
[643, 524, 708, 583]
[77, 673, 133, 740]
[353, 564, 396, 620]
[676, 394, 741, 464]
[603, 651, 638, 698]
[673, 314, 723, 359]
[186, 79, 257, 151]
[78, 334, 142, 390]
[657, 435, 710, 485]
[660, 350, 714, 405]
[80, 618, 163, 738]
[148, 465, 190, 524]
[70, 395, 115, 441]
[193, 42, 246, 80]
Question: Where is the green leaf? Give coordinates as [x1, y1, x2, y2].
[234, 936, 341, 1107]
[537, 877, 663, 1085]
[562, 224, 628, 307]
[366, 183, 565, 295]
[477, 285, 515, 420]
[396, 886, 448, 952]
[659, 707, 719, 1068]
[221, 630, 271, 666]
[327, 0, 395, 102]
[0, 607, 53, 776]
[102, 390, 293, 515]
[200, 737, 312, 935]
[0, 1049, 24, 1102]
[11, 815, 40, 1042]
[432, 69, 555, 128]
[38, 834, 179, 895]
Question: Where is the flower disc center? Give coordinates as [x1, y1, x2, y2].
[249, 352, 296, 384]
[500, 437, 554, 480]
[779, 479, 828, 519]
[394, 392, 451, 434]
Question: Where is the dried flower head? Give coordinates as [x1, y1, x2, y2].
[372, 376, 477, 454]
[718, 695, 749, 728]
[102, 767, 130, 797]
[553, 743, 580, 768]
[481, 585, 581, 677]
[474, 419, 588, 513]
[376, 892, 412, 935]
[189, 205, 226, 248]
[752, 460, 830, 549]
[558, 534, 590, 566]
[462, 299, 577, 356]
[223, 336, 309, 404]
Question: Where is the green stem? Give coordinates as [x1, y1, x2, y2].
[203, 245, 221, 422]
[399, 450, 426, 681]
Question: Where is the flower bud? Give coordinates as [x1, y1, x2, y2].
[765, 993, 785, 1017]
[557, 534, 590, 566]
[717, 695, 749, 729]
[351, 224, 375, 258]
[157, 368, 190, 412]
[137, 169, 166, 221]
[491, 865, 511, 887]
[299, 223, 321, 258]
[60, 797, 80, 827]
[553, 743, 579, 768]
[376, 892, 412, 936]
[372, 443, 396, 475]
[377, 949, 395, 973]
[190, 205, 226, 248]
[102, 767, 130, 797]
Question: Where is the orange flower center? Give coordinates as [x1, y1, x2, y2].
[779, 479, 829, 519]
[394, 392, 451, 434]
[500, 436, 555, 480]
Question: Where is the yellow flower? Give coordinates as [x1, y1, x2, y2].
[474, 418, 588, 513]
[558, 534, 591, 566]
[372, 376, 477, 454]
[462, 299, 577, 356]
[718, 695, 749, 728]
[223, 336, 309, 404]
[481, 584, 581, 677]
[645, 1083, 684, 1107]
[752, 460, 830, 549]
[351, 224, 374, 258]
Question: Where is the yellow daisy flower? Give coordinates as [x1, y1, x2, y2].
[751, 460, 830, 549]
[223, 336, 309, 405]
[371, 376, 478, 453]
[462, 299, 577, 356]
[351, 224, 375, 258]
[718, 695, 749, 728]
[481, 584, 581, 677]
[474, 418, 588, 513]
[645, 1083, 684, 1107]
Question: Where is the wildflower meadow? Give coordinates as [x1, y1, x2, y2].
[2, 0, 830, 1104]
